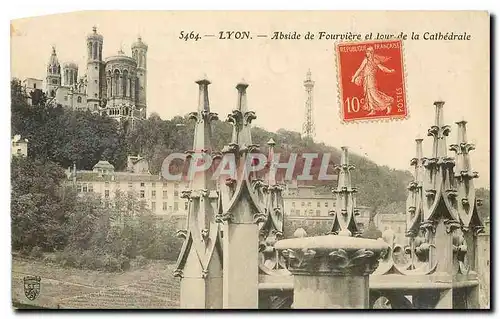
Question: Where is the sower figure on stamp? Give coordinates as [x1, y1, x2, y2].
[351, 46, 395, 115]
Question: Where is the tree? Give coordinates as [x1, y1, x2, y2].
[11, 156, 74, 252]
[11, 79, 128, 171]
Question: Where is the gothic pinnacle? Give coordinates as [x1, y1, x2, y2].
[195, 75, 211, 113]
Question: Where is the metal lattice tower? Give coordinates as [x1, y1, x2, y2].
[302, 69, 315, 140]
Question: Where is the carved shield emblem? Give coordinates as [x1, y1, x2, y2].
[23, 276, 41, 301]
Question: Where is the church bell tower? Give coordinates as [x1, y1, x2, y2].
[86, 26, 104, 111]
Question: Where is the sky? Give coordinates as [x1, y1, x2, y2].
[10, 11, 490, 188]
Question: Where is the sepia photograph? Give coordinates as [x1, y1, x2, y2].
[9, 10, 490, 310]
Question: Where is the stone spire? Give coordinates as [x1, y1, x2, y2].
[429, 101, 450, 158]
[422, 101, 457, 221]
[394, 101, 484, 280]
[227, 79, 256, 151]
[218, 80, 265, 223]
[217, 80, 264, 308]
[449, 119, 482, 230]
[173, 76, 222, 309]
[48, 46, 60, 73]
[46, 46, 61, 94]
[329, 147, 360, 237]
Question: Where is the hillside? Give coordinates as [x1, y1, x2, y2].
[128, 114, 414, 213]
[11, 78, 414, 213]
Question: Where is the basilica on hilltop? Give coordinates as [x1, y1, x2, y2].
[23, 27, 148, 124]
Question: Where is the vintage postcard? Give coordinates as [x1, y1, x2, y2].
[10, 11, 490, 310]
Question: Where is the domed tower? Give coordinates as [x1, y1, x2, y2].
[104, 49, 138, 120]
[131, 36, 147, 116]
[46, 46, 61, 97]
[62, 62, 78, 87]
[86, 26, 104, 111]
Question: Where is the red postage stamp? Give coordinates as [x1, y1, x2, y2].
[335, 40, 407, 122]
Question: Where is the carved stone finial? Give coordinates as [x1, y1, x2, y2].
[237, 78, 249, 90]
[196, 74, 211, 86]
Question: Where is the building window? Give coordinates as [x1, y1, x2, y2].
[105, 190, 110, 198]
[64, 96, 68, 101]
[163, 190, 168, 198]
[95, 80, 98, 84]
[163, 182, 168, 187]
[169, 205, 173, 212]
[301, 202, 305, 207]
[317, 202, 321, 208]
[151, 202, 156, 211]
[184, 202, 189, 210]
[152, 182, 156, 188]
[163, 202, 168, 211]
[151, 190, 156, 198]
[174, 183, 179, 189]
[82, 184, 88, 192]
[316, 210, 321, 216]
[128, 182, 133, 188]
[291, 202, 295, 207]
[325, 202, 328, 207]
[140, 190, 145, 198]
[140, 182, 145, 187]
[105, 181, 109, 188]
[50, 90, 55, 97]
[33, 83, 37, 89]
[307, 202, 311, 207]
[174, 190, 179, 198]
[77, 96, 82, 103]
[174, 202, 179, 211]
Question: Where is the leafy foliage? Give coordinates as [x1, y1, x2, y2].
[11, 79, 128, 170]
[11, 156, 182, 271]
[11, 156, 73, 252]
[59, 189, 182, 271]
